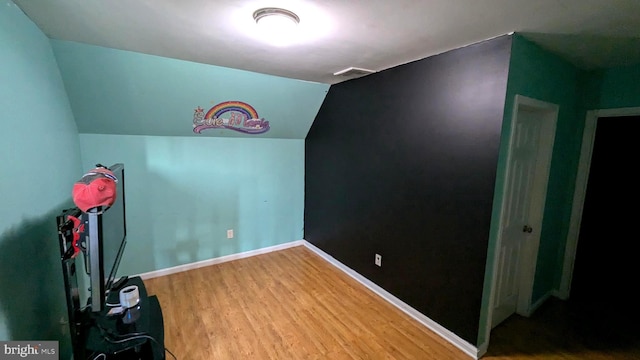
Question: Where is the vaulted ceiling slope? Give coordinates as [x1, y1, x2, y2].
[14, 0, 640, 85]
[51, 40, 329, 139]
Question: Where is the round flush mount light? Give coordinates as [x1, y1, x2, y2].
[253, 7, 300, 26]
[252, 7, 300, 46]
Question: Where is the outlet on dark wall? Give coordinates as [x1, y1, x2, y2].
[304, 35, 512, 345]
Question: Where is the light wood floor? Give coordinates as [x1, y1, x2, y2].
[144, 246, 640, 360]
[144, 245, 469, 359]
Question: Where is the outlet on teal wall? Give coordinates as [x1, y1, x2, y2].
[51, 40, 330, 139]
[0, 1, 81, 357]
[78, 134, 305, 276]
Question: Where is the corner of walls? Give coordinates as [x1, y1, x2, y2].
[0, 1, 81, 357]
[306, 35, 512, 346]
[479, 37, 640, 349]
[477, 32, 584, 346]
[78, 134, 306, 277]
[49, 39, 327, 278]
[477, 33, 518, 348]
[511, 35, 583, 303]
[590, 64, 640, 109]
[569, 61, 640, 119]
[560, 63, 640, 297]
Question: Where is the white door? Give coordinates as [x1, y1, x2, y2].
[491, 96, 557, 329]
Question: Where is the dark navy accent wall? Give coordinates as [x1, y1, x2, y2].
[304, 36, 512, 345]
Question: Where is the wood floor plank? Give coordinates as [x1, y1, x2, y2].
[144, 245, 640, 359]
[144, 245, 469, 359]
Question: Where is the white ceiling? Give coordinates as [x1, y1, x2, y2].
[13, 0, 640, 84]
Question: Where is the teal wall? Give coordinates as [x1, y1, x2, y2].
[1, 5, 317, 355]
[53, 40, 320, 276]
[506, 35, 584, 303]
[7, 7, 635, 356]
[0, 1, 81, 357]
[51, 40, 329, 139]
[554, 64, 640, 289]
[78, 135, 305, 276]
[479, 36, 640, 347]
[478, 34, 584, 345]
[582, 64, 640, 110]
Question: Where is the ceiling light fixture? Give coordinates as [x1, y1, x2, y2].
[253, 7, 300, 27]
[253, 7, 300, 46]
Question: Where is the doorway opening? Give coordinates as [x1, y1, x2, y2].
[560, 107, 640, 298]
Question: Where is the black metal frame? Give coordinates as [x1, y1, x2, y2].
[56, 207, 88, 360]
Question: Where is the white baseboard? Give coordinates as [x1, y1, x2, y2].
[134, 238, 478, 359]
[136, 240, 306, 280]
[303, 241, 478, 359]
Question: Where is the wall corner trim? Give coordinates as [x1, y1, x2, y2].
[476, 341, 488, 359]
[303, 240, 478, 359]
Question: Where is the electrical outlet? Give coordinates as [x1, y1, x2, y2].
[375, 254, 382, 267]
[227, 229, 234, 239]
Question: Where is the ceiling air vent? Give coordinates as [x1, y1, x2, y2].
[333, 67, 375, 78]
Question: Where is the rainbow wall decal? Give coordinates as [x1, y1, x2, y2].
[193, 101, 270, 134]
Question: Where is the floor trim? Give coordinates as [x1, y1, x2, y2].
[303, 241, 478, 359]
[136, 240, 306, 280]
[135, 239, 478, 358]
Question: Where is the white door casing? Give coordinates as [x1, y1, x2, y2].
[490, 95, 558, 329]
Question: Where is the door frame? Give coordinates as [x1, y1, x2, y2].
[559, 106, 640, 298]
[486, 94, 558, 330]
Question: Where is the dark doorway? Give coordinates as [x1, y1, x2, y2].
[486, 115, 640, 358]
[570, 115, 640, 339]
